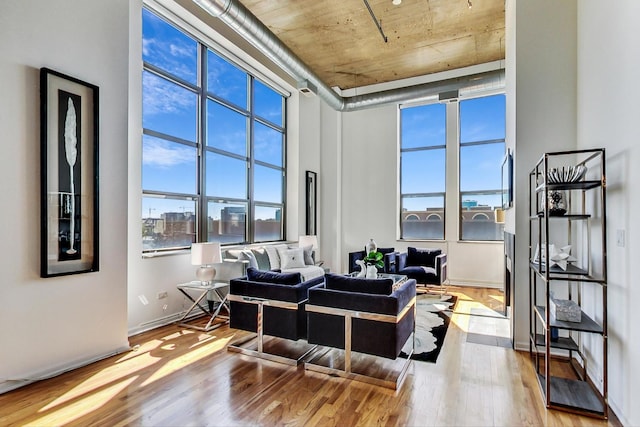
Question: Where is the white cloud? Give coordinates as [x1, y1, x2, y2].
[143, 72, 195, 116]
[143, 139, 193, 168]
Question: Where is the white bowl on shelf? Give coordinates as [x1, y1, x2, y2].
[547, 165, 587, 183]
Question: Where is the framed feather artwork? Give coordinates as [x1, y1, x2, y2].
[40, 68, 99, 277]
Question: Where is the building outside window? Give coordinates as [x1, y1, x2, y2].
[459, 94, 506, 241]
[399, 103, 447, 240]
[141, 8, 286, 252]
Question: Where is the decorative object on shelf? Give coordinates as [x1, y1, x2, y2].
[544, 190, 567, 216]
[533, 244, 577, 270]
[550, 326, 559, 342]
[550, 296, 582, 322]
[191, 242, 222, 284]
[40, 68, 99, 277]
[547, 165, 588, 183]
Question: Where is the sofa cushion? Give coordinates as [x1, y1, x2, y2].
[325, 273, 392, 295]
[301, 245, 315, 265]
[246, 267, 302, 286]
[264, 244, 288, 270]
[407, 247, 441, 267]
[250, 248, 271, 270]
[279, 247, 306, 270]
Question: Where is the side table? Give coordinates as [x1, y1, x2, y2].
[176, 281, 230, 332]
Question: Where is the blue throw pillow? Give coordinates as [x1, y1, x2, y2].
[407, 247, 441, 267]
[246, 267, 302, 286]
[325, 273, 392, 295]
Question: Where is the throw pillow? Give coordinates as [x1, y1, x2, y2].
[325, 273, 393, 295]
[264, 244, 288, 270]
[407, 247, 442, 267]
[251, 248, 271, 270]
[279, 248, 306, 270]
[246, 267, 302, 285]
[301, 245, 315, 265]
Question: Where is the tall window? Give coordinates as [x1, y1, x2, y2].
[142, 9, 286, 252]
[459, 94, 505, 241]
[399, 103, 446, 240]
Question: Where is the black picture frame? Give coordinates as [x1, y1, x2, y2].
[306, 171, 317, 235]
[501, 149, 513, 210]
[40, 68, 99, 277]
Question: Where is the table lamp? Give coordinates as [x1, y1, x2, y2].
[191, 242, 222, 284]
[298, 235, 318, 250]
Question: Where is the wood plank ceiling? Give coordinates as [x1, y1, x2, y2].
[240, 0, 505, 90]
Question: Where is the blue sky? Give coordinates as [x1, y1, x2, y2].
[401, 94, 506, 211]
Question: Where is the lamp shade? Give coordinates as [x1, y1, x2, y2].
[298, 235, 318, 249]
[191, 242, 222, 266]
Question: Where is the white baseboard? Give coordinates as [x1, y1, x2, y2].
[128, 309, 204, 337]
[0, 345, 130, 395]
[449, 278, 503, 288]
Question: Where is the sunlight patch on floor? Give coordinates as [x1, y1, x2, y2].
[29, 376, 138, 426]
[140, 336, 231, 387]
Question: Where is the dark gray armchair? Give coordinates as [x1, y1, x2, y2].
[227, 268, 323, 365]
[397, 247, 447, 291]
[305, 273, 416, 389]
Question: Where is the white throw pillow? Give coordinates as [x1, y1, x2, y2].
[301, 245, 315, 265]
[265, 244, 288, 270]
[279, 248, 306, 270]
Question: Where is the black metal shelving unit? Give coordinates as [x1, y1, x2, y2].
[528, 149, 608, 419]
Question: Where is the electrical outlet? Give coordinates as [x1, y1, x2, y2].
[616, 229, 625, 247]
[157, 291, 168, 300]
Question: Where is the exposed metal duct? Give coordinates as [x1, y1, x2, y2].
[192, 0, 504, 112]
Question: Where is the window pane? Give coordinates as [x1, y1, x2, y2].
[207, 50, 248, 108]
[207, 100, 247, 156]
[143, 71, 197, 142]
[460, 94, 506, 143]
[401, 103, 446, 149]
[461, 193, 504, 240]
[460, 142, 504, 192]
[142, 197, 196, 250]
[142, 9, 197, 85]
[207, 201, 246, 244]
[142, 135, 196, 194]
[206, 153, 247, 199]
[254, 205, 283, 242]
[254, 80, 283, 126]
[254, 122, 283, 166]
[254, 165, 282, 203]
[401, 196, 444, 239]
[401, 149, 446, 194]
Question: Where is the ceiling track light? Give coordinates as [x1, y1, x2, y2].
[468, 0, 473, 9]
[363, 0, 388, 43]
[392, 0, 402, 5]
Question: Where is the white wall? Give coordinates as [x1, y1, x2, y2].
[0, 0, 130, 391]
[509, 0, 578, 352]
[576, 2, 640, 424]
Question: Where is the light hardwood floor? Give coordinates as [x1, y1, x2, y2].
[0, 286, 621, 426]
